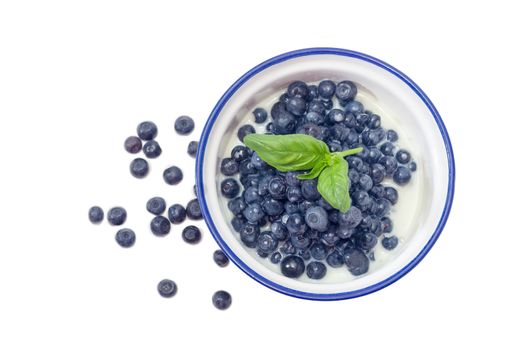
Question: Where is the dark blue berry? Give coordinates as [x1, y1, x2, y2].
[168, 204, 186, 224]
[296, 123, 323, 139]
[108, 207, 127, 225]
[221, 178, 240, 198]
[370, 163, 386, 184]
[393, 166, 411, 185]
[137, 121, 157, 141]
[344, 100, 364, 114]
[212, 290, 232, 310]
[270, 252, 282, 264]
[186, 199, 202, 220]
[88, 206, 104, 224]
[279, 93, 290, 104]
[308, 100, 326, 115]
[336, 226, 356, 239]
[257, 175, 272, 196]
[158, 279, 177, 298]
[286, 186, 303, 203]
[273, 111, 296, 134]
[297, 248, 311, 260]
[344, 248, 369, 276]
[305, 206, 328, 232]
[384, 187, 398, 204]
[366, 147, 382, 163]
[231, 145, 251, 162]
[335, 80, 357, 102]
[124, 136, 142, 154]
[310, 242, 328, 260]
[338, 206, 362, 228]
[271, 101, 286, 118]
[396, 149, 411, 164]
[352, 190, 371, 211]
[408, 161, 417, 172]
[279, 240, 296, 255]
[252, 107, 268, 123]
[221, 157, 239, 176]
[380, 142, 395, 156]
[228, 197, 246, 216]
[243, 186, 261, 204]
[370, 184, 385, 199]
[355, 112, 370, 127]
[286, 96, 307, 116]
[326, 251, 344, 267]
[187, 141, 198, 158]
[147, 197, 166, 215]
[237, 124, 255, 142]
[257, 232, 278, 254]
[280, 255, 305, 278]
[213, 249, 229, 267]
[381, 217, 393, 233]
[287, 81, 309, 99]
[287, 214, 307, 235]
[356, 232, 378, 251]
[182, 225, 201, 244]
[362, 129, 385, 146]
[382, 235, 399, 250]
[320, 229, 340, 246]
[262, 197, 285, 216]
[386, 129, 398, 142]
[174, 116, 195, 135]
[240, 223, 260, 248]
[307, 85, 318, 101]
[268, 176, 287, 200]
[239, 159, 257, 175]
[270, 221, 288, 241]
[115, 228, 136, 248]
[305, 111, 324, 125]
[328, 109, 345, 123]
[250, 152, 267, 170]
[231, 217, 246, 232]
[143, 140, 162, 158]
[243, 203, 265, 223]
[375, 198, 391, 217]
[358, 174, 373, 191]
[150, 216, 171, 236]
[130, 158, 149, 178]
[367, 114, 381, 129]
[348, 156, 363, 171]
[379, 156, 398, 176]
[306, 261, 327, 279]
[318, 80, 336, 99]
[301, 179, 321, 201]
[163, 166, 183, 185]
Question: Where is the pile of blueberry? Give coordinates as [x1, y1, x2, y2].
[89, 116, 232, 310]
[220, 80, 416, 280]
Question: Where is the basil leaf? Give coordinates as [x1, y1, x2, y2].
[243, 134, 330, 172]
[297, 160, 327, 180]
[317, 156, 350, 212]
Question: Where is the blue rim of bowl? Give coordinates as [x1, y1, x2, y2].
[196, 47, 455, 301]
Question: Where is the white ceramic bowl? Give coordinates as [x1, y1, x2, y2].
[196, 48, 455, 300]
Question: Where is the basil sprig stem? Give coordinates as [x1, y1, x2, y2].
[243, 134, 362, 212]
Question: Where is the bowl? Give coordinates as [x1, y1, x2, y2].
[196, 48, 455, 300]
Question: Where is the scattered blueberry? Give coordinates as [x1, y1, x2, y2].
[213, 249, 229, 267]
[130, 158, 149, 178]
[380, 142, 395, 156]
[270, 251, 282, 264]
[150, 216, 171, 236]
[174, 116, 195, 135]
[344, 248, 369, 276]
[306, 261, 327, 279]
[396, 149, 411, 164]
[115, 228, 136, 248]
[221, 178, 240, 198]
[286, 96, 307, 116]
[108, 207, 127, 226]
[237, 124, 256, 142]
[187, 141, 198, 158]
[124, 136, 142, 154]
[382, 235, 399, 250]
[163, 166, 183, 185]
[240, 223, 260, 248]
[167, 204, 186, 224]
[182, 225, 201, 244]
[137, 121, 158, 141]
[157, 279, 177, 298]
[252, 107, 268, 124]
[386, 129, 398, 142]
[335, 80, 357, 102]
[147, 197, 166, 215]
[384, 187, 398, 204]
[280, 255, 305, 278]
[186, 199, 202, 220]
[408, 161, 417, 172]
[212, 290, 232, 310]
[143, 140, 162, 158]
[344, 100, 363, 114]
[88, 206, 104, 224]
[393, 166, 411, 185]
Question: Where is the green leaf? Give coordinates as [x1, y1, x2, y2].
[297, 160, 327, 180]
[317, 156, 350, 212]
[243, 134, 330, 172]
[334, 147, 364, 158]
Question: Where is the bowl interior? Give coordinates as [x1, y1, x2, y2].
[198, 52, 451, 297]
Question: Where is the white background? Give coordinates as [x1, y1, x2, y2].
[0, 1, 523, 349]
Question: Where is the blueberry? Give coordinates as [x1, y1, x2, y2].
[310, 242, 328, 261]
[271, 101, 286, 119]
[367, 147, 382, 164]
[298, 200, 315, 215]
[308, 100, 326, 115]
[115, 228, 136, 248]
[137, 121, 158, 141]
[370, 184, 385, 199]
[318, 80, 336, 99]
[356, 232, 378, 251]
[382, 235, 399, 250]
[328, 125, 350, 142]
[273, 111, 296, 134]
[338, 206, 362, 228]
[336, 226, 356, 240]
[367, 114, 381, 129]
[270, 252, 282, 264]
[280, 255, 305, 278]
[124, 136, 142, 154]
[352, 190, 371, 211]
[325, 251, 343, 268]
[143, 140, 162, 158]
[344, 248, 369, 276]
[343, 112, 358, 129]
[307, 85, 318, 101]
[231, 145, 251, 162]
[348, 156, 363, 171]
[268, 176, 287, 200]
[396, 149, 411, 164]
[108, 207, 127, 226]
[362, 129, 384, 146]
[163, 166, 183, 185]
[384, 187, 398, 204]
[231, 217, 246, 232]
[358, 174, 373, 191]
[279, 241, 296, 255]
[226, 197, 244, 216]
[243, 203, 265, 223]
[251, 152, 267, 170]
[262, 197, 284, 216]
[335, 80, 357, 102]
[186, 199, 202, 220]
[301, 179, 321, 201]
[305, 206, 328, 232]
[158, 279, 177, 298]
[168, 204, 186, 224]
[370, 164, 386, 184]
[243, 186, 261, 204]
[297, 248, 311, 260]
[252, 107, 268, 123]
[88, 206, 104, 224]
[212, 290, 232, 310]
[328, 211, 339, 224]
[174, 116, 195, 135]
[386, 129, 398, 142]
[290, 233, 310, 250]
[379, 156, 398, 176]
[149, 216, 170, 236]
[240, 223, 260, 248]
[375, 198, 391, 217]
[286, 96, 307, 116]
[379, 143, 394, 159]
[381, 217, 393, 233]
[344, 100, 364, 114]
[393, 166, 411, 185]
[408, 161, 417, 172]
[239, 159, 257, 175]
[237, 124, 255, 142]
[210, 249, 229, 268]
[270, 221, 288, 241]
[355, 112, 370, 127]
[284, 172, 301, 189]
[257, 232, 278, 254]
[320, 229, 340, 246]
[305, 111, 324, 125]
[221, 178, 240, 198]
[287, 81, 309, 99]
[130, 158, 149, 178]
[286, 186, 303, 203]
[220, 157, 239, 176]
[147, 197, 166, 215]
[287, 214, 307, 235]
[187, 141, 198, 158]
[182, 225, 201, 244]
[296, 123, 323, 139]
[306, 261, 327, 279]
[327, 109, 345, 123]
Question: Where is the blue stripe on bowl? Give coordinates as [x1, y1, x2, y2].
[196, 47, 455, 301]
